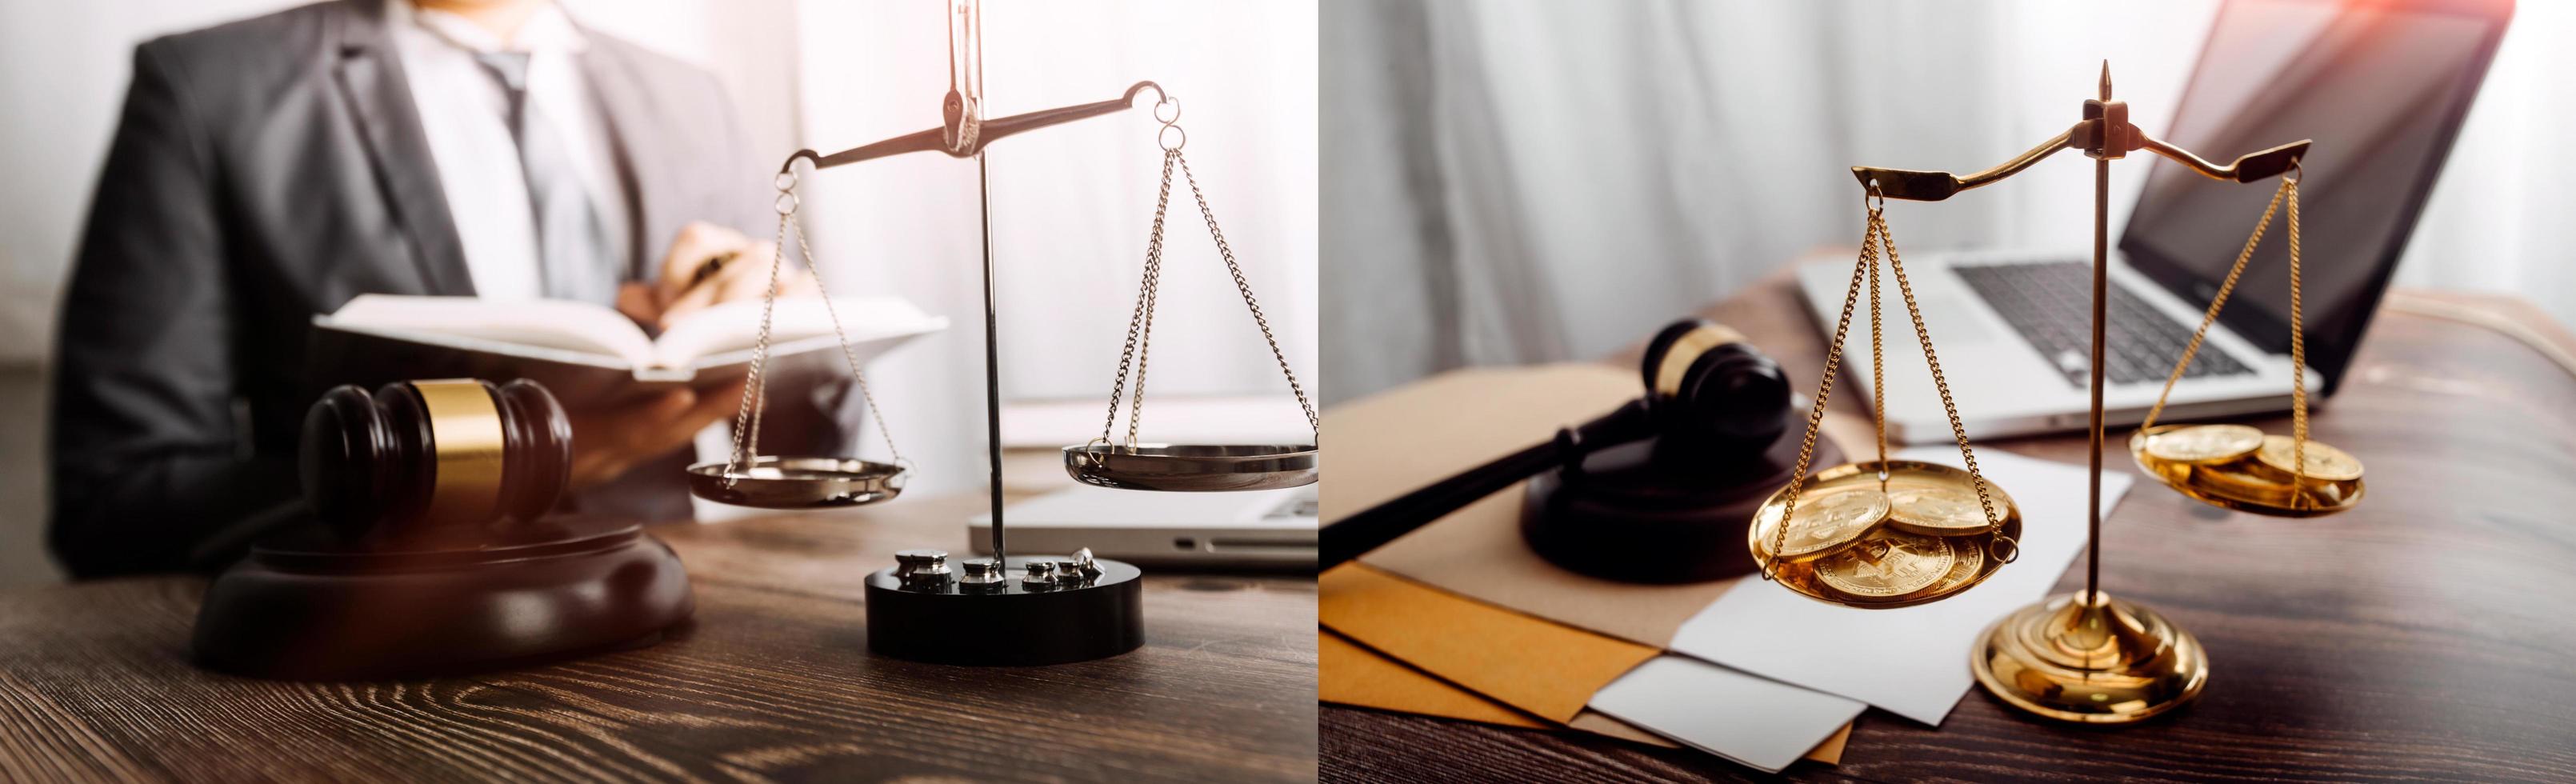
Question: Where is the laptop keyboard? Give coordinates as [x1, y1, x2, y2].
[1953, 260, 2251, 388]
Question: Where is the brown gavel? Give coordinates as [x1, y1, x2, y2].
[1319, 319, 1793, 568]
[299, 378, 571, 542]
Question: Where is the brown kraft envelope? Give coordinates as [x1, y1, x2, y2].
[1319, 630, 1687, 750]
[1320, 563, 1850, 765]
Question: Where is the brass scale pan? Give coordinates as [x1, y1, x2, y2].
[1749, 461, 2023, 610]
[2128, 425, 2362, 518]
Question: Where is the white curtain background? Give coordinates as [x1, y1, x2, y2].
[1322, 0, 2573, 403]
[0, 0, 1317, 582]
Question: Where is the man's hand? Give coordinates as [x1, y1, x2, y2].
[616, 222, 818, 330]
[566, 377, 750, 489]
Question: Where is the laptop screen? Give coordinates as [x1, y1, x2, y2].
[2119, 0, 2508, 394]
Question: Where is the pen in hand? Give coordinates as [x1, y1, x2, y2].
[630, 222, 816, 331]
[654, 249, 754, 327]
[618, 250, 740, 335]
[686, 250, 741, 290]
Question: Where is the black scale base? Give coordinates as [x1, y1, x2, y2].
[864, 556, 1145, 666]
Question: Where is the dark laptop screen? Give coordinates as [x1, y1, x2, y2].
[2119, 0, 2506, 394]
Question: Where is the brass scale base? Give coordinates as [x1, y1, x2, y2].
[1974, 590, 2208, 723]
[1853, 64, 2303, 724]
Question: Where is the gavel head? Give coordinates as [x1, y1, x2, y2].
[1638, 319, 1792, 454]
[300, 378, 571, 541]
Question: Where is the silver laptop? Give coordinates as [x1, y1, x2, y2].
[1797, 0, 2510, 443]
[971, 485, 1318, 569]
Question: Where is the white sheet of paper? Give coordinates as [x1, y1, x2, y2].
[1589, 655, 1866, 774]
[1666, 446, 2129, 726]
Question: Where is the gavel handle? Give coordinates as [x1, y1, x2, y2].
[1319, 399, 1652, 569]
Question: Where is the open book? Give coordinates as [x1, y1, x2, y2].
[310, 294, 946, 406]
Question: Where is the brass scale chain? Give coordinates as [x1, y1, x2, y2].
[1093, 94, 1321, 452]
[1766, 186, 2016, 578]
[715, 170, 910, 483]
[2138, 166, 2311, 501]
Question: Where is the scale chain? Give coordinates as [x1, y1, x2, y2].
[1770, 210, 1878, 576]
[1179, 152, 1321, 437]
[2286, 171, 2308, 499]
[720, 170, 909, 483]
[1876, 209, 2006, 551]
[2138, 177, 2287, 432]
[721, 207, 790, 479]
[1098, 152, 1176, 450]
[2132, 166, 2306, 506]
[1869, 210, 1887, 477]
[1095, 94, 1320, 452]
[1770, 191, 2014, 574]
[1126, 154, 1173, 450]
[790, 194, 909, 469]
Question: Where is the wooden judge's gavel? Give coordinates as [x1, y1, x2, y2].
[299, 378, 572, 542]
[1319, 319, 1793, 567]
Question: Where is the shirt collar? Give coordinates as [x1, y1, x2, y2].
[391, 0, 587, 56]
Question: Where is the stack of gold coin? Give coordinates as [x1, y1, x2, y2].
[1769, 488, 1888, 562]
[1756, 482, 2006, 606]
[2132, 424, 2365, 514]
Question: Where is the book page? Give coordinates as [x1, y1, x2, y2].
[325, 295, 658, 368]
[652, 296, 934, 368]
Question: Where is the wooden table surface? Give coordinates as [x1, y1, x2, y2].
[0, 492, 1318, 783]
[1322, 272, 2576, 782]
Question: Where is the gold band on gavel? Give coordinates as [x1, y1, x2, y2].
[1654, 324, 1747, 398]
[411, 380, 506, 526]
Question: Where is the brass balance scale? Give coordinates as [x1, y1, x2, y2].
[1749, 64, 2362, 722]
[678, 0, 1316, 666]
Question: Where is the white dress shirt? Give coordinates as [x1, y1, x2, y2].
[386, 0, 632, 302]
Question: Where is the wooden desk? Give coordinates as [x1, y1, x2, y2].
[0, 492, 1317, 782]
[1322, 271, 2576, 782]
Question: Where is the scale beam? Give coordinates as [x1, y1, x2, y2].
[780, 81, 1168, 174]
[776, 78, 1165, 566]
[722, 1, 1170, 667]
[758, 1, 1170, 574]
[1852, 120, 2310, 201]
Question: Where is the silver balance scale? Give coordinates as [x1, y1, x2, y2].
[682, 0, 1317, 666]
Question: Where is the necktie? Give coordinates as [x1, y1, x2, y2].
[474, 51, 618, 304]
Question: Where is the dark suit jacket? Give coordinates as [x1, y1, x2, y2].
[50, 0, 842, 577]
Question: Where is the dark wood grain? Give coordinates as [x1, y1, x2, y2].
[1322, 267, 2576, 782]
[0, 492, 1316, 783]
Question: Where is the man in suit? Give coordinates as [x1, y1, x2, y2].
[50, 0, 844, 576]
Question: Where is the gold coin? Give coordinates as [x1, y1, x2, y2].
[1814, 530, 1954, 598]
[1773, 489, 1890, 560]
[1884, 486, 1991, 535]
[2254, 435, 2363, 482]
[2190, 459, 2296, 504]
[1906, 531, 1987, 599]
[2144, 424, 2264, 465]
[2135, 447, 2196, 486]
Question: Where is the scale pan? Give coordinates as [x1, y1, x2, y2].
[686, 456, 906, 509]
[1063, 443, 1318, 492]
[2127, 426, 2362, 518]
[1749, 460, 2022, 609]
